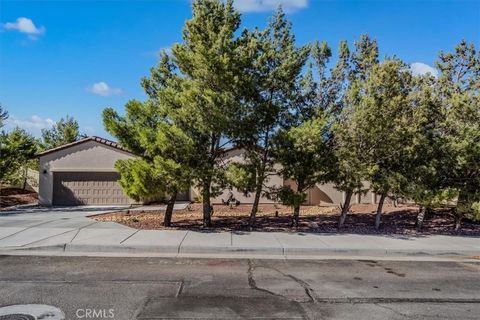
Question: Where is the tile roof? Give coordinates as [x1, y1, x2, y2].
[35, 136, 135, 157]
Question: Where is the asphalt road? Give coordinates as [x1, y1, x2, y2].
[0, 256, 479, 319]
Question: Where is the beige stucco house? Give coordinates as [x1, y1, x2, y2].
[37, 136, 377, 207]
[37, 136, 137, 206]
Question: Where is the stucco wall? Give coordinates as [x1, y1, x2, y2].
[39, 141, 134, 206]
[207, 148, 376, 206]
[211, 148, 284, 204]
[283, 180, 376, 206]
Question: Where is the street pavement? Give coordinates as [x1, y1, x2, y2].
[0, 255, 479, 319]
[0, 206, 478, 259]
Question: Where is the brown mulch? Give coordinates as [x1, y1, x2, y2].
[94, 203, 480, 236]
[0, 188, 38, 210]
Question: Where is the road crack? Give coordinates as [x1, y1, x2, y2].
[247, 259, 283, 298]
[247, 260, 317, 303]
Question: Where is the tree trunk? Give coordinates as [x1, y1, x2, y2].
[375, 193, 387, 230]
[202, 181, 212, 227]
[249, 177, 264, 230]
[22, 166, 28, 191]
[416, 206, 426, 231]
[338, 190, 353, 229]
[250, 137, 269, 229]
[164, 191, 178, 227]
[292, 181, 305, 228]
[454, 189, 470, 232]
[292, 205, 300, 228]
[454, 214, 462, 231]
[202, 197, 211, 227]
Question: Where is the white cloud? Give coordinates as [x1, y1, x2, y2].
[142, 46, 172, 58]
[3, 17, 45, 39]
[234, 0, 308, 13]
[87, 82, 122, 96]
[5, 115, 55, 136]
[410, 62, 439, 78]
[84, 126, 95, 135]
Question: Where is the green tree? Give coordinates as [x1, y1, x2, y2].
[104, 95, 194, 227]
[403, 74, 448, 230]
[0, 105, 8, 128]
[230, 7, 309, 228]
[41, 115, 82, 150]
[274, 116, 333, 227]
[330, 34, 379, 228]
[351, 59, 414, 229]
[271, 44, 336, 227]
[436, 40, 480, 229]
[0, 128, 37, 191]
[156, 0, 250, 227]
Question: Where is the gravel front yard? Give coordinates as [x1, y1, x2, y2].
[94, 203, 480, 236]
[0, 188, 38, 210]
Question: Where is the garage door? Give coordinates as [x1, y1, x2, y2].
[53, 172, 131, 206]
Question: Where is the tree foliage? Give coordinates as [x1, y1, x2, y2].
[104, 92, 194, 226]
[348, 59, 414, 229]
[437, 40, 480, 227]
[0, 105, 8, 128]
[155, 0, 253, 226]
[99, 1, 478, 232]
[0, 127, 37, 187]
[274, 116, 333, 226]
[41, 115, 82, 150]
[228, 7, 310, 227]
[330, 35, 380, 228]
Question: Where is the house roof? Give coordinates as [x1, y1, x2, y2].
[35, 136, 135, 157]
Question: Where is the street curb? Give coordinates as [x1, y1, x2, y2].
[10, 243, 479, 258]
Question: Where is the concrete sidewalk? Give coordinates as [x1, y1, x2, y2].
[0, 206, 478, 259]
[0, 218, 478, 259]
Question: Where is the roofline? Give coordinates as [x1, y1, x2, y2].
[35, 136, 135, 157]
[221, 146, 243, 153]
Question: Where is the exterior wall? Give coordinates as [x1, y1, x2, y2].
[313, 182, 376, 206]
[283, 181, 376, 206]
[39, 141, 386, 207]
[284, 181, 345, 206]
[313, 182, 345, 205]
[210, 148, 283, 204]
[351, 181, 375, 204]
[39, 141, 134, 206]
[193, 147, 377, 206]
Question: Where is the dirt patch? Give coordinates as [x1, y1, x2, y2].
[0, 188, 38, 210]
[94, 203, 480, 236]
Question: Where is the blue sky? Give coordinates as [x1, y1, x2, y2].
[1, 0, 479, 139]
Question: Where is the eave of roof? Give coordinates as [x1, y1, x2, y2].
[35, 136, 135, 157]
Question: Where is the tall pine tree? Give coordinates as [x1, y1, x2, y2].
[230, 7, 309, 228]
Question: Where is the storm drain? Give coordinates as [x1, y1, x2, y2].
[0, 305, 64, 320]
[0, 314, 36, 320]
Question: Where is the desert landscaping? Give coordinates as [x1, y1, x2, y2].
[95, 203, 480, 236]
[0, 188, 38, 210]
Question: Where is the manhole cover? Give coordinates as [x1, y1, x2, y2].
[0, 305, 64, 320]
[0, 314, 35, 320]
